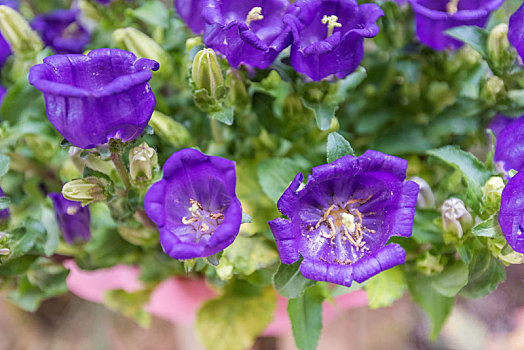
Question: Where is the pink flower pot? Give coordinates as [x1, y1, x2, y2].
[64, 260, 368, 336]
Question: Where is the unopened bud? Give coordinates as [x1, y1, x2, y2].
[226, 69, 249, 106]
[149, 110, 191, 147]
[410, 176, 435, 209]
[0, 5, 43, 53]
[192, 48, 226, 111]
[129, 142, 157, 181]
[488, 23, 514, 72]
[482, 176, 505, 213]
[117, 225, 158, 247]
[441, 198, 473, 238]
[485, 76, 505, 102]
[62, 177, 109, 206]
[113, 27, 169, 74]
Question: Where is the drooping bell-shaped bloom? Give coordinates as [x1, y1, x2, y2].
[49, 193, 91, 244]
[0, 187, 9, 222]
[509, 2, 524, 61]
[499, 171, 524, 254]
[31, 9, 91, 54]
[494, 115, 524, 174]
[202, 0, 292, 69]
[284, 0, 384, 81]
[175, 0, 206, 34]
[408, 0, 505, 51]
[269, 150, 419, 287]
[144, 149, 242, 260]
[28, 49, 159, 149]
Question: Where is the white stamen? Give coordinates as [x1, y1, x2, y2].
[321, 15, 342, 38]
[246, 7, 264, 27]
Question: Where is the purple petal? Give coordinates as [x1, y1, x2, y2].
[499, 171, 524, 254]
[509, 2, 524, 61]
[49, 193, 91, 244]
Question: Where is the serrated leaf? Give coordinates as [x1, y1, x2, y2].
[327, 132, 355, 163]
[472, 216, 497, 238]
[288, 285, 324, 350]
[8, 226, 41, 259]
[430, 261, 469, 297]
[302, 99, 338, 131]
[127, 1, 169, 28]
[41, 207, 60, 256]
[257, 158, 301, 203]
[196, 287, 276, 350]
[445, 26, 489, 59]
[209, 106, 234, 125]
[365, 266, 407, 309]
[0, 154, 9, 177]
[273, 260, 316, 299]
[104, 289, 152, 328]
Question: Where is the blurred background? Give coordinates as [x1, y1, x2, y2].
[1, 264, 523, 350]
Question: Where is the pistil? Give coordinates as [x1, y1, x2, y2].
[321, 15, 342, 38]
[181, 198, 224, 242]
[246, 7, 264, 27]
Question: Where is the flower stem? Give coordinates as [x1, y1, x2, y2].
[109, 140, 131, 190]
[211, 118, 223, 143]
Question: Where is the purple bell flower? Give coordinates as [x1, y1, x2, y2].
[494, 115, 524, 174]
[202, 0, 292, 69]
[285, 0, 384, 81]
[175, 0, 206, 34]
[269, 150, 419, 287]
[408, 0, 505, 51]
[28, 48, 159, 149]
[499, 171, 524, 254]
[49, 193, 91, 244]
[0, 187, 9, 222]
[144, 149, 242, 260]
[509, 2, 524, 61]
[31, 9, 91, 54]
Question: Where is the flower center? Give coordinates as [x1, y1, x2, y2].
[311, 195, 375, 265]
[246, 7, 264, 27]
[321, 15, 342, 38]
[446, 0, 459, 15]
[181, 198, 225, 242]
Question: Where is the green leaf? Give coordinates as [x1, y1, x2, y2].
[0, 197, 9, 211]
[430, 261, 469, 297]
[408, 273, 455, 340]
[472, 216, 497, 238]
[209, 106, 234, 125]
[412, 210, 445, 244]
[127, 1, 169, 28]
[196, 287, 277, 350]
[336, 66, 367, 99]
[257, 158, 301, 203]
[445, 26, 489, 59]
[241, 212, 252, 224]
[7, 276, 45, 312]
[302, 99, 339, 131]
[460, 249, 505, 298]
[327, 132, 355, 163]
[0, 154, 9, 177]
[104, 289, 152, 328]
[8, 225, 41, 259]
[273, 260, 316, 299]
[287, 285, 324, 350]
[223, 235, 279, 276]
[365, 266, 407, 309]
[41, 207, 60, 256]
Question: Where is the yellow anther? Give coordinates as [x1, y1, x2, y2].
[321, 15, 342, 37]
[246, 7, 264, 26]
[446, 0, 459, 14]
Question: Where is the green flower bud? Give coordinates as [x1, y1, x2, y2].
[149, 110, 191, 147]
[482, 176, 505, 213]
[226, 69, 249, 106]
[441, 198, 473, 238]
[410, 176, 435, 209]
[484, 76, 505, 103]
[192, 48, 227, 111]
[129, 142, 157, 181]
[117, 225, 158, 247]
[0, 5, 43, 53]
[113, 27, 170, 74]
[488, 23, 514, 73]
[62, 177, 109, 206]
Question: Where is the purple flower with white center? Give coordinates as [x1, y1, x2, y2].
[31, 9, 90, 54]
[0, 187, 9, 222]
[202, 0, 292, 69]
[499, 171, 524, 254]
[269, 150, 419, 287]
[509, 2, 524, 61]
[144, 149, 242, 260]
[49, 193, 91, 244]
[408, 0, 505, 51]
[175, 0, 205, 34]
[494, 115, 524, 174]
[284, 0, 384, 81]
[28, 49, 159, 149]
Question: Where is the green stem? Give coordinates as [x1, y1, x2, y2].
[110, 151, 131, 190]
[211, 118, 223, 144]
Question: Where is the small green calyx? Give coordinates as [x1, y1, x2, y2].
[62, 177, 109, 206]
[322, 15, 342, 38]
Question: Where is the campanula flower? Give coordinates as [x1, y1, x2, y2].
[31, 9, 91, 54]
[202, 0, 292, 69]
[269, 150, 419, 287]
[0, 187, 9, 222]
[28, 49, 159, 149]
[408, 0, 504, 51]
[499, 171, 524, 254]
[509, 1, 524, 61]
[144, 149, 242, 260]
[175, 0, 206, 34]
[285, 0, 384, 81]
[494, 115, 524, 174]
[49, 193, 91, 244]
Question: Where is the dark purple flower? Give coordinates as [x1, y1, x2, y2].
[509, 1, 524, 61]
[31, 9, 90, 54]
[28, 49, 159, 149]
[49, 193, 91, 244]
[94, 0, 113, 4]
[0, 187, 9, 222]
[269, 150, 419, 287]
[494, 115, 524, 174]
[285, 0, 384, 81]
[144, 149, 242, 259]
[175, 0, 205, 34]
[489, 114, 514, 137]
[499, 171, 524, 254]
[0, 0, 18, 7]
[202, 0, 292, 69]
[408, 0, 505, 51]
